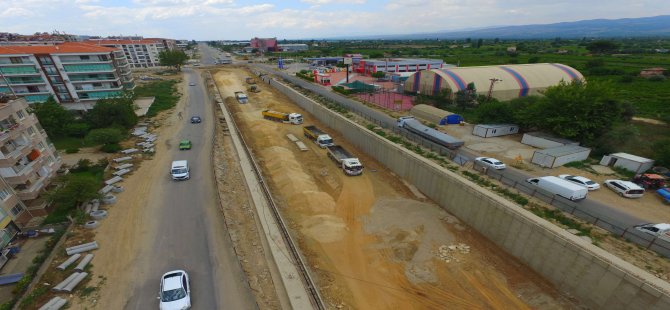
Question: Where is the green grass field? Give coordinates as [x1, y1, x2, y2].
[134, 80, 181, 117]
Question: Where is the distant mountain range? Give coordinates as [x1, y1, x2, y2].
[343, 15, 670, 40]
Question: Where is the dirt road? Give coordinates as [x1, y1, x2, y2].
[214, 67, 581, 309]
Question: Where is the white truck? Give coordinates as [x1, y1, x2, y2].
[171, 160, 190, 181]
[234, 91, 248, 104]
[526, 176, 588, 201]
[326, 145, 363, 176]
[635, 223, 670, 242]
[303, 125, 334, 148]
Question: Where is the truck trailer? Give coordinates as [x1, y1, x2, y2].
[261, 110, 303, 125]
[234, 91, 248, 104]
[397, 116, 464, 149]
[526, 176, 588, 201]
[303, 125, 334, 148]
[326, 145, 363, 176]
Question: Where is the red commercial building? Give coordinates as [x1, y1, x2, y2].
[250, 37, 278, 52]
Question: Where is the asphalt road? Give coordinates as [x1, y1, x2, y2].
[125, 61, 256, 308]
[252, 64, 662, 246]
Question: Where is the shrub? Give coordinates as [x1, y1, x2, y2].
[65, 148, 80, 154]
[100, 143, 121, 153]
[619, 75, 634, 83]
[65, 122, 90, 138]
[648, 75, 666, 82]
[85, 128, 123, 145]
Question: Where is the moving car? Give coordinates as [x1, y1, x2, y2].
[604, 179, 645, 198]
[170, 160, 190, 181]
[179, 140, 192, 150]
[190, 116, 202, 124]
[189, 82, 195, 86]
[558, 174, 600, 191]
[474, 157, 506, 170]
[159, 270, 191, 310]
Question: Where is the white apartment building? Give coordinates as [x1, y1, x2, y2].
[86, 39, 167, 68]
[0, 96, 62, 244]
[0, 42, 134, 110]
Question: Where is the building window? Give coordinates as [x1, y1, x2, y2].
[0, 188, 11, 201]
[16, 110, 25, 120]
[10, 204, 23, 216]
[80, 55, 90, 60]
[48, 155, 55, 164]
[10, 57, 23, 64]
[27, 126, 35, 136]
[38, 142, 45, 151]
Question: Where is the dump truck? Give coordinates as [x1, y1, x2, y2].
[326, 145, 363, 176]
[303, 125, 334, 148]
[262, 109, 303, 125]
[234, 91, 248, 104]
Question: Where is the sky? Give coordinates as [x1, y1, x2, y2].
[1, 0, 669, 40]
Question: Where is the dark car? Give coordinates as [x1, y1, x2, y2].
[190, 116, 202, 124]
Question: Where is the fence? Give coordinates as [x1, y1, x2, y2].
[473, 161, 670, 258]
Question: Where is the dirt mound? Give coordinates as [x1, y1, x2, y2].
[300, 215, 347, 243]
[287, 191, 336, 214]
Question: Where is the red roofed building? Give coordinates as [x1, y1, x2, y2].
[250, 37, 278, 52]
[0, 42, 134, 110]
[85, 38, 169, 68]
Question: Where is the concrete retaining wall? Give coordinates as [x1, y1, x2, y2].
[264, 76, 670, 309]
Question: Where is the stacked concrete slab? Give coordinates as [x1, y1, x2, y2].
[266, 74, 670, 309]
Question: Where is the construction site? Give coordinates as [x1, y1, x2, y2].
[212, 66, 581, 309]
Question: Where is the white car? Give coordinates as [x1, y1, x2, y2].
[558, 174, 600, 191]
[189, 82, 195, 86]
[159, 270, 191, 310]
[604, 179, 645, 198]
[474, 157, 506, 170]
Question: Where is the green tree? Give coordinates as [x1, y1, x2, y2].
[85, 128, 123, 146]
[86, 95, 138, 129]
[29, 96, 73, 137]
[47, 174, 100, 209]
[158, 49, 188, 71]
[65, 122, 90, 138]
[371, 71, 386, 78]
[586, 40, 619, 54]
[475, 101, 513, 123]
[518, 80, 624, 144]
[653, 139, 670, 167]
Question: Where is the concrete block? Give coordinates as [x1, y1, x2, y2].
[295, 141, 308, 151]
[99, 185, 115, 194]
[121, 148, 139, 154]
[115, 163, 133, 170]
[105, 176, 123, 185]
[590, 269, 624, 305]
[112, 156, 132, 163]
[113, 169, 131, 176]
[286, 134, 299, 142]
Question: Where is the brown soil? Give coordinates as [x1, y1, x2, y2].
[214, 67, 581, 309]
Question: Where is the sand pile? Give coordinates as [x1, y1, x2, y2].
[300, 215, 347, 243]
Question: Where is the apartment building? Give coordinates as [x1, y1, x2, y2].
[0, 96, 62, 246]
[0, 42, 134, 110]
[86, 39, 167, 68]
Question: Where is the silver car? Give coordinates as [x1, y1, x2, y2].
[159, 270, 191, 310]
[558, 174, 600, 190]
[474, 157, 506, 170]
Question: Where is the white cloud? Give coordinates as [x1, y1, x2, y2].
[0, 7, 35, 18]
[301, 0, 366, 4]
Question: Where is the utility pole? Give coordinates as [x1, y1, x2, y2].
[487, 78, 501, 100]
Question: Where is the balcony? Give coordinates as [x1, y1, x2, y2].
[16, 177, 46, 200]
[62, 64, 115, 73]
[0, 66, 40, 76]
[75, 85, 123, 92]
[69, 76, 120, 83]
[12, 89, 51, 95]
[0, 143, 32, 167]
[3, 78, 46, 86]
[59, 58, 113, 64]
[2, 155, 45, 185]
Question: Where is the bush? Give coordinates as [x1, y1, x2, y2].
[619, 75, 634, 83]
[85, 128, 123, 145]
[65, 122, 90, 138]
[65, 148, 80, 154]
[648, 75, 666, 82]
[332, 86, 351, 95]
[100, 143, 121, 153]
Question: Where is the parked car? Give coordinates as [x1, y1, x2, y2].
[474, 157, 506, 170]
[159, 270, 191, 310]
[634, 223, 670, 242]
[179, 140, 192, 150]
[604, 179, 645, 198]
[526, 176, 588, 201]
[558, 175, 600, 191]
[190, 116, 202, 124]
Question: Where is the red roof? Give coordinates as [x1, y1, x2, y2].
[0, 42, 116, 55]
[85, 39, 162, 45]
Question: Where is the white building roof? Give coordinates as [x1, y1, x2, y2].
[611, 152, 653, 163]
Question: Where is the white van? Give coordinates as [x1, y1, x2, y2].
[527, 176, 588, 201]
[171, 160, 190, 181]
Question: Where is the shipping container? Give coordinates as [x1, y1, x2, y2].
[472, 124, 519, 138]
[531, 145, 591, 168]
